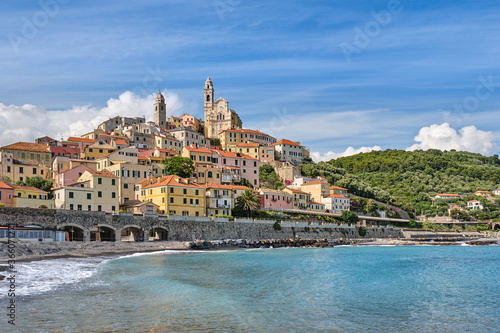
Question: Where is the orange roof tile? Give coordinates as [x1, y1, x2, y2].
[436, 194, 459, 197]
[226, 185, 250, 190]
[326, 194, 347, 198]
[213, 149, 257, 160]
[0, 181, 13, 190]
[100, 134, 128, 140]
[272, 139, 301, 147]
[310, 200, 325, 205]
[114, 139, 127, 145]
[11, 185, 48, 193]
[67, 137, 96, 143]
[184, 146, 213, 154]
[1, 142, 49, 152]
[285, 187, 310, 195]
[86, 170, 118, 178]
[330, 186, 347, 190]
[235, 143, 260, 147]
[142, 175, 204, 189]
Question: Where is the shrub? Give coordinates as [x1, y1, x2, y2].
[358, 227, 367, 237]
[273, 221, 282, 231]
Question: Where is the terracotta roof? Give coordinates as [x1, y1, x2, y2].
[86, 170, 118, 178]
[67, 137, 96, 143]
[184, 146, 213, 154]
[226, 185, 249, 190]
[468, 200, 480, 203]
[0, 181, 13, 190]
[213, 149, 257, 160]
[142, 175, 204, 190]
[326, 194, 347, 198]
[330, 186, 347, 190]
[302, 180, 328, 186]
[1, 142, 49, 152]
[436, 194, 459, 197]
[235, 143, 260, 147]
[204, 182, 238, 190]
[310, 200, 325, 205]
[100, 134, 128, 140]
[114, 139, 127, 145]
[272, 139, 301, 147]
[11, 185, 48, 193]
[285, 187, 310, 195]
[449, 206, 463, 210]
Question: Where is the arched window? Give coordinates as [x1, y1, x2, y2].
[208, 171, 213, 178]
[206, 95, 210, 102]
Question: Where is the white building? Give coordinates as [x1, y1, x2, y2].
[272, 139, 306, 165]
[321, 194, 350, 214]
[467, 200, 483, 210]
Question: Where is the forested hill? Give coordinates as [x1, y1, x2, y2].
[300, 149, 500, 215]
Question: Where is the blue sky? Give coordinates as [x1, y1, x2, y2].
[1, 0, 500, 160]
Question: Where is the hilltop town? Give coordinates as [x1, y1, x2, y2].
[0, 78, 352, 221]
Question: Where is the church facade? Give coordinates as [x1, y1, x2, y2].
[203, 77, 242, 139]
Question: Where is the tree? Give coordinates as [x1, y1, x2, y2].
[163, 156, 195, 178]
[235, 189, 260, 217]
[16, 176, 53, 192]
[0, 176, 12, 184]
[259, 164, 284, 189]
[340, 210, 359, 224]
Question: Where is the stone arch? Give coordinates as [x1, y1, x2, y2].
[121, 224, 144, 242]
[148, 226, 168, 241]
[57, 223, 88, 242]
[93, 224, 116, 242]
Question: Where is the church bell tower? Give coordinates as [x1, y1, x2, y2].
[154, 91, 166, 128]
[204, 77, 214, 137]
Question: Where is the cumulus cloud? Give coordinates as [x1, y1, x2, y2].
[310, 146, 382, 162]
[0, 91, 185, 146]
[406, 123, 498, 155]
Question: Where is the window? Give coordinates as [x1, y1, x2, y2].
[98, 205, 102, 211]
[183, 189, 187, 194]
[162, 197, 165, 203]
[88, 205, 91, 211]
[183, 198, 187, 204]
[69, 192, 74, 199]
[98, 178, 102, 185]
[170, 197, 174, 203]
[19, 167, 23, 174]
[195, 199, 199, 205]
[31, 153, 35, 159]
[170, 187, 174, 193]
[98, 191, 102, 198]
[124, 183, 128, 189]
[32, 168, 37, 175]
[112, 206, 116, 211]
[190, 198, 193, 204]
[87, 193, 91, 200]
[99, 149, 103, 153]
[195, 212, 199, 217]
[7, 166, 10, 173]
[70, 204, 74, 210]
[77, 204, 82, 211]
[207, 171, 213, 178]
[112, 192, 116, 198]
[112, 179, 116, 185]
[89, 148, 93, 153]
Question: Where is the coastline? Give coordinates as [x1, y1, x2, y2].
[2, 235, 499, 265]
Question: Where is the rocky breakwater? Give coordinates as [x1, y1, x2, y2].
[190, 238, 374, 250]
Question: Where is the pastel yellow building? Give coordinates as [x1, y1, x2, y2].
[227, 143, 260, 160]
[284, 187, 311, 210]
[301, 180, 330, 202]
[82, 139, 117, 160]
[310, 200, 326, 212]
[12, 185, 53, 209]
[219, 129, 276, 150]
[205, 182, 234, 216]
[140, 175, 206, 216]
[53, 170, 120, 213]
[0, 151, 49, 183]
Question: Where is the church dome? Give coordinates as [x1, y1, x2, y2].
[156, 92, 164, 99]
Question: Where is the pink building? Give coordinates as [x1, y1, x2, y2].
[259, 189, 293, 210]
[0, 181, 14, 207]
[212, 150, 260, 187]
[54, 164, 93, 189]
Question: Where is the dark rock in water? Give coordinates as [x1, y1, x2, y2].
[0, 274, 5, 281]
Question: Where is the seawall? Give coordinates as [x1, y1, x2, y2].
[0, 207, 403, 241]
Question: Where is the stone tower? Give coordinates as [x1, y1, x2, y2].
[204, 77, 214, 137]
[154, 91, 166, 128]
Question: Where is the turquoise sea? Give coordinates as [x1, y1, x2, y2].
[6, 245, 500, 332]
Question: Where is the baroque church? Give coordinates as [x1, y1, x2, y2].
[203, 77, 242, 139]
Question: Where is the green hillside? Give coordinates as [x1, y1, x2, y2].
[300, 149, 500, 218]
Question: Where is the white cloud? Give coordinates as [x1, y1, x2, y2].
[0, 91, 185, 146]
[310, 146, 382, 162]
[406, 123, 498, 155]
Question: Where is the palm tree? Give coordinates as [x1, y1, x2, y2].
[236, 189, 260, 217]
